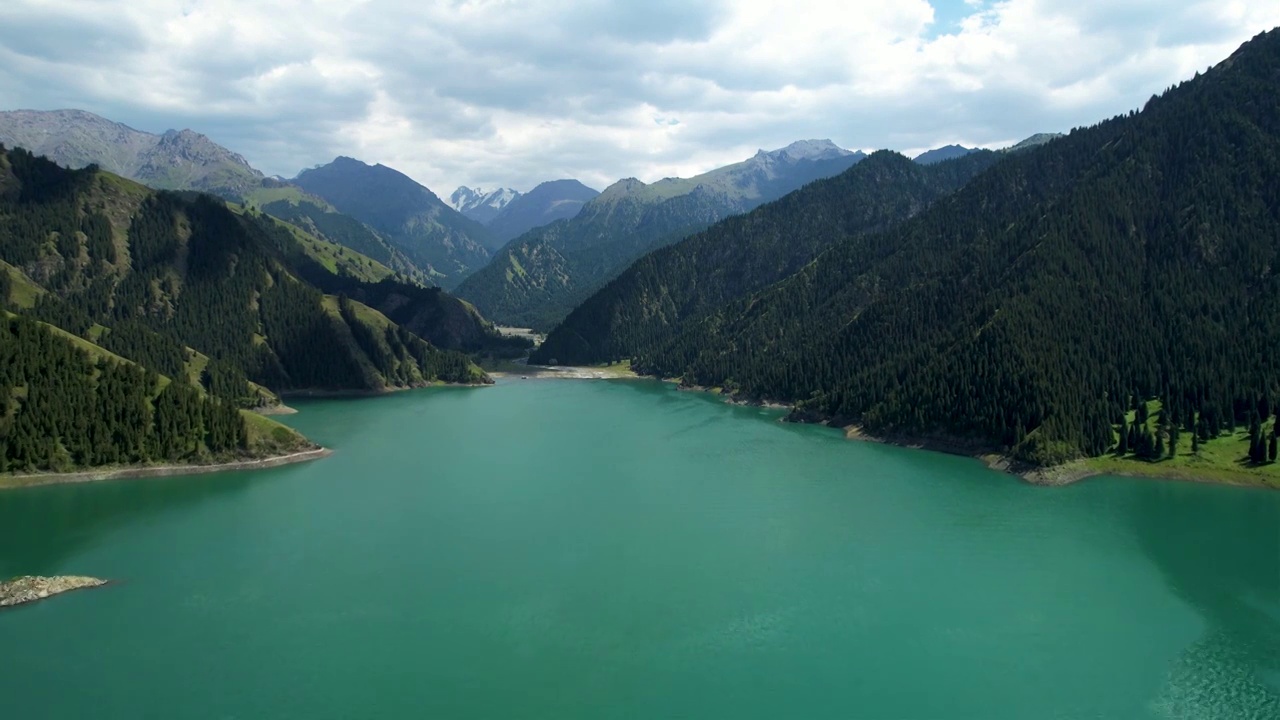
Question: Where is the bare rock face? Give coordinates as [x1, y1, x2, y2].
[0, 575, 108, 608]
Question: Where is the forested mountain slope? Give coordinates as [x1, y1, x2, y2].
[0, 146, 487, 398]
[614, 29, 1280, 467]
[0, 312, 268, 474]
[532, 150, 1001, 365]
[455, 141, 865, 330]
[294, 157, 492, 288]
[242, 183, 431, 286]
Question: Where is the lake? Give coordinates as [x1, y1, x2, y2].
[1, 379, 1278, 718]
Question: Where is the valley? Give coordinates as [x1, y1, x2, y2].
[2, 16, 1280, 719]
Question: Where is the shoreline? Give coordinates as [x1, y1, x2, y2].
[488, 363, 640, 381]
[281, 380, 493, 400]
[0, 447, 333, 490]
[660, 377, 1278, 491]
[0, 576, 110, 609]
[253, 403, 298, 416]
[673, 382, 790, 410]
[840, 424, 1278, 491]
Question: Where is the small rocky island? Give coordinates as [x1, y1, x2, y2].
[0, 575, 108, 608]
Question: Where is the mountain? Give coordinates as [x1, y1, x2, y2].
[244, 182, 432, 286]
[485, 179, 599, 248]
[0, 145, 491, 399]
[913, 144, 978, 164]
[0, 109, 264, 199]
[0, 312, 286, 474]
[454, 140, 866, 329]
[1005, 133, 1063, 153]
[295, 157, 492, 288]
[0, 146, 499, 473]
[588, 28, 1280, 468]
[532, 150, 1001, 366]
[449, 186, 520, 224]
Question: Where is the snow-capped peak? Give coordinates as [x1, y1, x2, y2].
[450, 186, 521, 214]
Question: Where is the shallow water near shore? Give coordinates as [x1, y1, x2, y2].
[1, 379, 1277, 718]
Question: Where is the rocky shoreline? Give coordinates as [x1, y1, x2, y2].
[0, 447, 333, 490]
[0, 576, 108, 609]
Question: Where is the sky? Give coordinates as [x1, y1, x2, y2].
[1, 0, 1277, 195]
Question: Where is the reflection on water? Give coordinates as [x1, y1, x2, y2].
[1133, 485, 1280, 718]
[0, 471, 261, 577]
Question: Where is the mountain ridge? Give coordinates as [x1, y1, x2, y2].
[532, 149, 1003, 366]
[455, 140, 867, 329]
[0, 109, 264, 199]
[294, 157, 493, 288]
[450, 186, 520, 224]
[485, 179, 600, 249]
[594, 28, 1280, 470]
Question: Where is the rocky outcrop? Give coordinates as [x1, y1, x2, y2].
[0, 575, 108, 608]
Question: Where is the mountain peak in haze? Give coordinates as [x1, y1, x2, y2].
[456, 140, 868, 329]
[759, 139, 855, 162]
[1005, 133, 1063, 153]
[0, 108, 263, 198]
[484, 179, 600, 249]
[913, 144, 979, 165]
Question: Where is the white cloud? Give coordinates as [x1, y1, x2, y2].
[0, 0, 1277, 192]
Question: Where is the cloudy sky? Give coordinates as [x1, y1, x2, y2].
[1, 0, 1277, 194]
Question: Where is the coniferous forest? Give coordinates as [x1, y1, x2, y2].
[0, 314, 246, 472]
[533, 149, 1002, 366]
[539, 29, 1280, 468]
[0, 146, 491, 473]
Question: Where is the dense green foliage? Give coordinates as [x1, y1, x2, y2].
[0, 314, 245, 473]
[577, 29, 1280, 467]
[0, 146, 488, 399]
[314, 275, 531, 356]
[294, 157, 492, 287]
[259, 196, 430, 285]
[533, 150, 1000, 365]
[456, 148, 864, 331]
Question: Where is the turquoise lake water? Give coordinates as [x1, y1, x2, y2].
[1, 379, 1278, 718]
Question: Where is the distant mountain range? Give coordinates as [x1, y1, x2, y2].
[454, 140, 866, 330]
[534, 149, 1001, 366]
[0, 109, 264, 198]
[0, 107, 1076, 313]
[449, 186, 520, 223]
[293, 157, 493, 288]
[0, 109, 604, 289]
[485, 179, 599, 249]
[449, 180, 601, 251]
